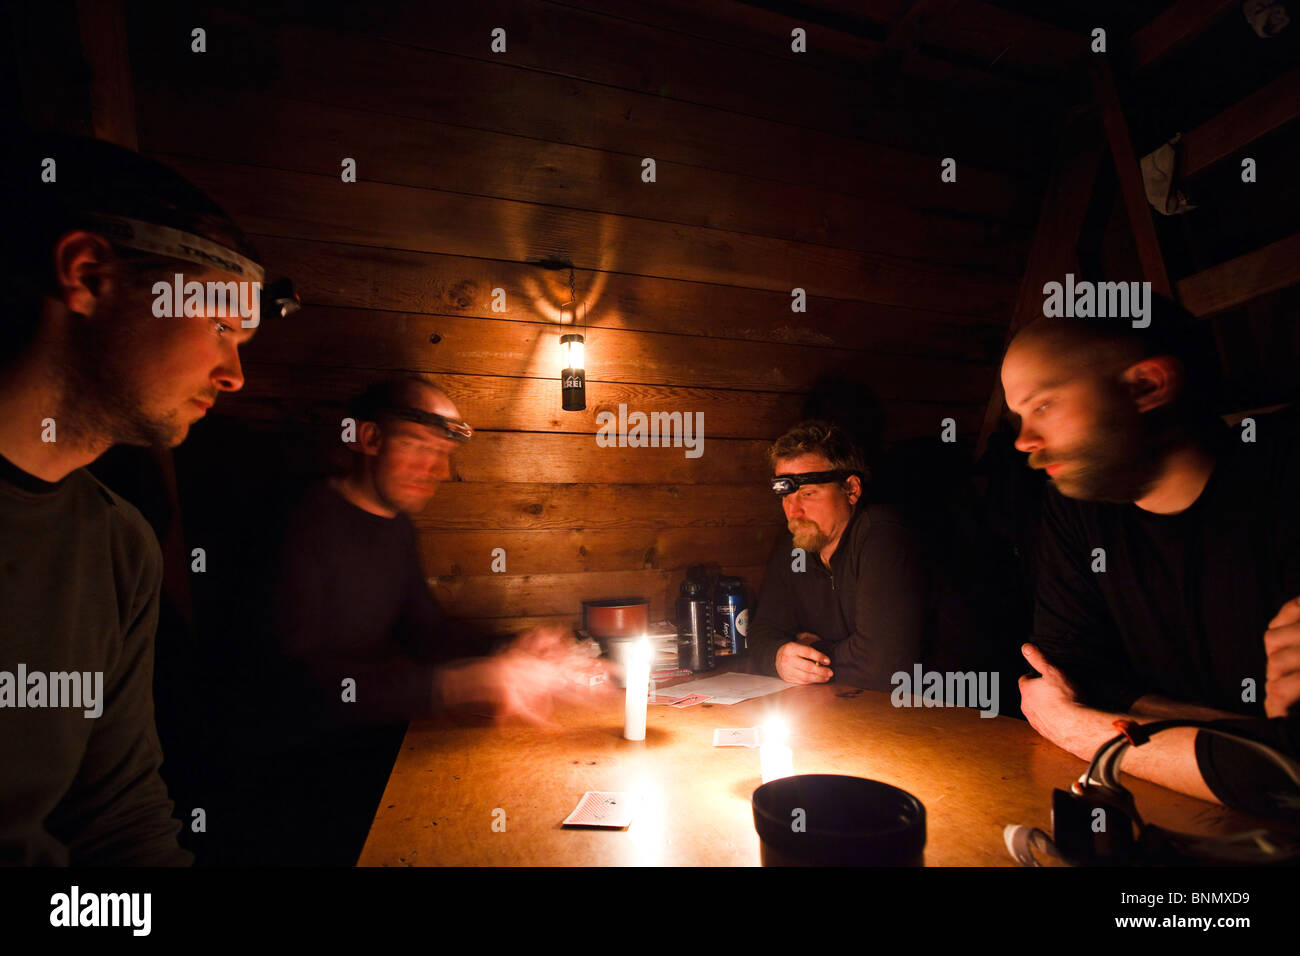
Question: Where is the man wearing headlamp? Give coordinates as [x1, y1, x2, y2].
[747, 421, 974, 690]
[0, 131, 282, 865]
[265, 375, 606, 863]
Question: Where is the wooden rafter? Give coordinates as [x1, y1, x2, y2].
[1179, 66, 1300, 178]
[1129, 0, 1240, 70]
[1177, 231, 1300, 317]
[1091, 60, 1174, 297]
[974, 142, 1106, 457]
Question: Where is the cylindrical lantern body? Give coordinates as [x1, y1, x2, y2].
[560, 333, 586, 411]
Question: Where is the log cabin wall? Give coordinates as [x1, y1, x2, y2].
[11, 1, 1297, 640]
[91, 0, 1054, 637]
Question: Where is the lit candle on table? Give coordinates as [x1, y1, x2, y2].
[760, 717, 793, 783]
[623, 637, 651, 741]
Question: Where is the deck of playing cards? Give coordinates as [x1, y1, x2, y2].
[562, 791, 638, 828]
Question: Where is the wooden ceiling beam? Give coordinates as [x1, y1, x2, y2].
[1177, 231, 1300, 317]
[974, 142, 1106, 458]
[1129, 0, 1240, 71]
[1178, 66, 1300, 178]
[1092, 60, 1174, 297]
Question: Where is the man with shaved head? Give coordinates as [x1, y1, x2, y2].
[1001, 295, 1300, 818]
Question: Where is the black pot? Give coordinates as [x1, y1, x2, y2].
[752, 774, 926, 866]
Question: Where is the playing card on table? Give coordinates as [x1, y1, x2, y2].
[562, 791, 638, 828]
[712, 727, 759, 747]
[670, 694, 711, 708]
[648, 692, 687, 705]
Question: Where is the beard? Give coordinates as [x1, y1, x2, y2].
[1031, 394, 1174, 503]
[789, 519, 834, 554]
[53, 279, 186, 449]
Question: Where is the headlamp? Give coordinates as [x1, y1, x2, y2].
[385, 406, 474, 443]
[82, 210, 300, 320]
[770, 469, 859, 496]
[259, 277, 301, 320]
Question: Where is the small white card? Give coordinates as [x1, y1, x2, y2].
[713, 727, 759, 748]
[562, 791, 638, 828]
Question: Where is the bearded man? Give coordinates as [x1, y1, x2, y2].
[746, 421, 982, 694]
[1003, 296, 1300, 818]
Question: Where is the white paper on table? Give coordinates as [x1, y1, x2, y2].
[664, 673, 795, 705]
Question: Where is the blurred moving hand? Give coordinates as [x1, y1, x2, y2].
[437, 626, 611, 725]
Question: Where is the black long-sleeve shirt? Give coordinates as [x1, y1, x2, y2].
[272, 480, 474, 728]
[747, 502, 980, 691]
[1030, 407, 1300, 818]
[0, 454, 190, 865]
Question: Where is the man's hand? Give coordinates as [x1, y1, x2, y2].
[1020, 648, 1219, 803]
[1264, 595, 1300, 718]
[437, 628, 611, 724]
[1018, 644, 1113, 760]
[775, 639, 832, 683]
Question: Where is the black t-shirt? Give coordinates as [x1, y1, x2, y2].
[0, 453, 190, 865]
[1031, 407, 1300, 817]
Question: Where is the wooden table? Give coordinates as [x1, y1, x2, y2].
[359, 680, 1258, 866]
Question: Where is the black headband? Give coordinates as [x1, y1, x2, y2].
[384, 406, 474, 442]
[770, 469, 859, 496]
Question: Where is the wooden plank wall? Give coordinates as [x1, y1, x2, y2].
[124, 1, 1037, 635]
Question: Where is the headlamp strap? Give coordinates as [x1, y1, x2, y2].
[81, 211, 266, 282]
[385, 405, 474, 442]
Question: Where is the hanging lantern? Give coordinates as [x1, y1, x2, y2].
[559, 267, 586, 411]
[560, 332, 586, 411]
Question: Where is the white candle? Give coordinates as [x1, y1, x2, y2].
[760, 717, 793, 783]
[623, 637, 651, 741]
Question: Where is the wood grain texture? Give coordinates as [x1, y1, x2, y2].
[230, 368, 986, 443]
[237, 307, 997, 404]
[135, 89, 1029, 273]
[429, 564, 765, 619]
[409, 483, 778, 531]
[131, 21, 1027, 220]
[358, 681, 1253, 866]
[152, 157, 1019, 316]
[244, 236, 1011, 347]
[416, 525, 785, 577]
